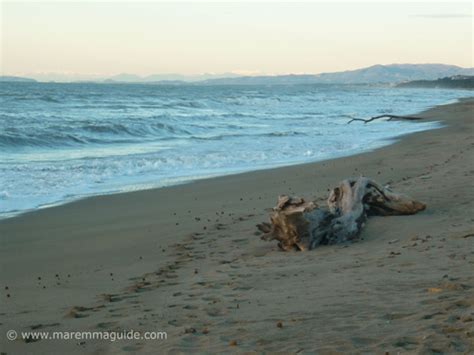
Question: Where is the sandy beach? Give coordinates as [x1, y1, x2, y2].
[1, 98, 473, 354]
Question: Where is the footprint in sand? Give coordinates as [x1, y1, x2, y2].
[66, 305, 103, 318]
[122, 344, 144, 352]
[96, 321, 119, 330]
[29, 322, 61, 330]
[205, 307, 227, 317]
[391, 336, 420, 351]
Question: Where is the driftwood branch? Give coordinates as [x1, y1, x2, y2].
[347, 114, 424, 124]
[257, 177, 426, 251]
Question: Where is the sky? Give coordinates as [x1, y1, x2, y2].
[1, 1, 472, 80]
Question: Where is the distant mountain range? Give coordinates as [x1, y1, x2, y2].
[103, 72, 241, 83]
[317, 64, 474, 84]
[199, 64, 474, 85]
[0, 75, 37, 83]
[396, 75, 474, 89]
[2, 64, 473, 85]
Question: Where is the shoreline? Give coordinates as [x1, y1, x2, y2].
[1, 98, 473, 353]
[0, 99, 456, 221]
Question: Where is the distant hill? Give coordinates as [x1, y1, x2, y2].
[105, 72, 241, 83]
[0, 75, 37, 83]
[396, 75, 474, 90]
[3, 64, 473, 85]
[103, 78, 188, 85]
[200, 64, 474, 85]
[200, 74, 321, 85]
[313, 64, 474, 84]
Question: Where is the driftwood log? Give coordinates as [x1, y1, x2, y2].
[257, 177, 426, 251]
[347, 114, 423, 124]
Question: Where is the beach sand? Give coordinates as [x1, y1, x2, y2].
[1, 99, 473, 354]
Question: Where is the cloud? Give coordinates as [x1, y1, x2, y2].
[413, 13, 472, 19]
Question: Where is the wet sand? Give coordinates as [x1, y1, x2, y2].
[1, 98, 473, 354]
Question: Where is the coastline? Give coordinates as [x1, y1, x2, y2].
[1, 98, 473, 353]
[0, 97, 458, 221]
[0, 94, 466, 220]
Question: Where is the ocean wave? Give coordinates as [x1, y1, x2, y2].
[188, 130, 308, 141]
[0, 132, 87, 148]
[39, 95, 61, 103]
[82, 123, 136, 135]
[264, 131, 308, 137]
[0, 82, 468, 218]
[11, 95, 61, 103]
[0, 121, 195, 148]
[0, 131, 153, 148]
[162, 100, 207, 109]
[81, 122, 191, 136]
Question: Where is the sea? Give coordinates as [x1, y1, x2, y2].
[0, 82, 471, 218]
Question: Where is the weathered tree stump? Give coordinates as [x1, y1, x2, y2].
[257, 177, 426, 251]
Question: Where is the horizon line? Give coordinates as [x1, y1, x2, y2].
[2, 62, 473, 81]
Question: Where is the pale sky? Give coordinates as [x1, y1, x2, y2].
[1, 1, 472, 79]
